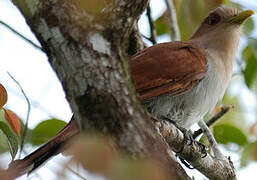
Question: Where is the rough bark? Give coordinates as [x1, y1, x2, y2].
[11, 0, 190, 179]
[158, 121, 236, 180]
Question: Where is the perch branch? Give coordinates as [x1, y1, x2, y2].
[156, 119, 236, 180]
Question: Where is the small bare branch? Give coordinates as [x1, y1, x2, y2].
[164, 0, 180, 41]
[7, 72, 31, 158]
[66, 166, 87, 180]
[146, 5, 157, 44]
[0, 20, 43, 52]
[193, 106, 234, 139]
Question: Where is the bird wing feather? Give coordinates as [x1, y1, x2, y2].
[130, 42, 207, 100]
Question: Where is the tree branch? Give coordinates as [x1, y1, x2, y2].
[164, 0, 180, 41]
[157, 120, 236, 180]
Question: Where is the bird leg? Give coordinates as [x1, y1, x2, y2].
[159, 116, 207, 169]
[160, 116, 206, 153]
[159, 116, 193, 151]
[198, 119, 225, 160]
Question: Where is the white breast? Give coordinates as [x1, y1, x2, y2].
[181, 57, 226, 127]
[144, 55, 231, 128]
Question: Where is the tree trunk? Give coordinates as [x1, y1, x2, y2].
[11, 0, 190, 179]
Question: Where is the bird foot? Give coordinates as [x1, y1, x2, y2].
[175, 141, 207, 169]
[196, 141, 208, 158]
[159, 116, 207, 157]
[198, 119, 226, 161]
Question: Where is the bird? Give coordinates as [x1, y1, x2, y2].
[131, 6, 252, 129]
[9, 6, 254, 175]
[130, 6, 254, 159]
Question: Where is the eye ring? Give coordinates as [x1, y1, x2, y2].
[208, 16, 218, 25]
[205, 13, 221, 25]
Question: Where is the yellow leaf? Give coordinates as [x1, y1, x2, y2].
[4, 109, 21, 136]
[0, 84, 7, 109]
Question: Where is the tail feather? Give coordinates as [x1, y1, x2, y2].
[8, 116, 79, 177]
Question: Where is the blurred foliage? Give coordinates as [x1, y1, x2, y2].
[61, 135, 169, 180]
[0, 83, 67, 159]
[0, 110, 19, 159]
[4, 109, 21, 136]
[240, 142, 257, 167]
[214, 124, 248, 145]
[154, 0, 254, 40]
[243, 38, 257, 89]
[0, 84, 7, 109]
[0, 84, 20, 159]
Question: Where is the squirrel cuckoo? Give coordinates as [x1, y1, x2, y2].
[9, 6, 254, 175]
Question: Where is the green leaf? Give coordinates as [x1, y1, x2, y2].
[213, 124, 248, 146]
[0, 122, 19, 159]
[0, 83, 7, 109]
[31, 119, 67, 146]
[243, 39, 257, 88]
[242, 45, 252, 60]
[154, 11, 170, 36]
[0, 110, 19, 159]
[248, 38, 257, 57]
[0, 129, 10, 154]
[220, 94, 248, 132]
[223, 1, 242, 9]
[240, 142, 257, 167]
[244, 55, 257, 88]
[243, 17, 254, 36]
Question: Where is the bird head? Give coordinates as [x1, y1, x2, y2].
[189, 6, 254, 55]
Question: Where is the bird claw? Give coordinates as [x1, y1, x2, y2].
[159, 116, 207, 158]
[196, 141, 208, 158]
[159, 116, 193, 152]
[175, 128, 194, 153]
[176, 139, 207, 170]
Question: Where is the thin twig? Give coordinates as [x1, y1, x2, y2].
[164, 0, 180, 41]
[66, 166, 87, 180]
[0, 20, 44, 52]
[6, 86, 56, 117]
[7, 72, 31, 158]
[141, 33, 153, 42]
[146, 5, 157, 44]
[193, 106, 234, 139]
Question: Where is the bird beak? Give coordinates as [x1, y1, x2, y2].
[228, 9, 254, 24]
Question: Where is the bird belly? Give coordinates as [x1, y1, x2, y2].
[143, 59, 226, 129]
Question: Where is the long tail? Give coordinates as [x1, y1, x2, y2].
[8, 116, 80, 177]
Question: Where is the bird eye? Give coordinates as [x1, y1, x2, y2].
[205, 13, 221, 25]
